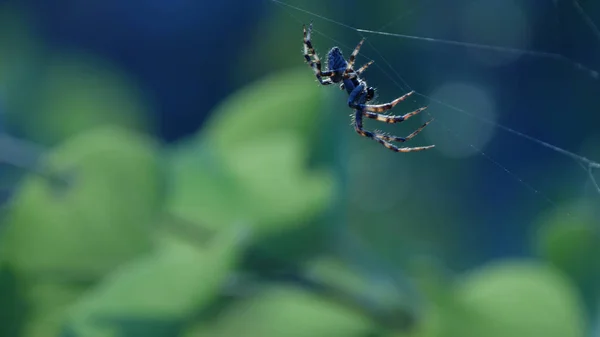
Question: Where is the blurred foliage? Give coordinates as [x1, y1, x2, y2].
[0, 64, 595, 337]
[184, 285, 374, 337]
[64, 225, 245, 337]
[24, 53, 152, 144]
[534, 201, 600, 310]
[168, 68, 333, 235]
[452, 260, 587, 337]
[0, 3, 151, 145]
[1, 127, 161, 278]
[167, 68, 335, 266]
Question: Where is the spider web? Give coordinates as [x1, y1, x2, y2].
[268, 0, 600, 212]
[264, 0, 600, 281]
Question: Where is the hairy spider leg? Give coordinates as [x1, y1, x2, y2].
[346, 38, 365, 72]
[344, 60, 374, 82]
[354, 110, 435, 153]
[349, 89, 429, 123]
[363, 106, 428, 123]
[377, 119, 435, 143]
[348, 84, 435, 152]
[356, 60, 374, 75]
[350, 91, 427, 124]
[352, 90, 416, 112]
[303, 24, 334, 85]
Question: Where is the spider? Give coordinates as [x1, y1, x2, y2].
[302, 23, 435, 153]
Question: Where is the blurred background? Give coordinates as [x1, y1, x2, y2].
[0, 0, 599, 336]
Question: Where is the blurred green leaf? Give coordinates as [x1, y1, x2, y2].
[184, 285, 374, 337]
[534, 202, 600, 297]
[395, 259, 589, 337]
[307, 257, 370, 298]
[386, 257, 458, 337]
[453, 260, 587, 337]
[167, 138, 252, 233]
[0, 3, 39, 89]
[0, 264, 27, 337]
[203, 67, 321, 145]
[63, 225, 246, 337]
[21, 283, 86, 337]
[168, 67, 333, 238]
[383, 309, 443, 337]
[7, 52, 152, 145]
[307, 256, 417, 330]
[1, 126, 162, 278]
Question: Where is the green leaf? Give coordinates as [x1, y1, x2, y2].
[184, 286, 374, 337]
[0, 264, 27, 337]
[9, 53, 151, 145]
[307, 256, 417, 330]
[21, 283, 86, 337]
[454, 260, 587, 337]
[166, 138, 250, 233]
[63, 225, 246, 337]
[1, 126, 162, 278]
[534, 202, 600, 295]
[167, 67, 333, 237]
[202, 67, 322, 148]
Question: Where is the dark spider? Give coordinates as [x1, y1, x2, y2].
[302, 23, 435, 153]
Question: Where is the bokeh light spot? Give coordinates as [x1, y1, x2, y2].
[425, 82, 497, 158]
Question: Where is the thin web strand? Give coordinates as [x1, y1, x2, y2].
[270, 0, 600, 81]
[579, 161, 600, 196]
[432, 114, 560, 208]
[570, 0, 600, 44]
[589, 166, 600, 195]
[565, 0, 600, 188]
[418, 94, 600, 193]
[419, 94, 600, 170]
[356, 27, 564, 209]
[354, 28, 600, 80]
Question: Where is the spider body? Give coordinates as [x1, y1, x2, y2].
[325, 47, 376, 100]
[302, 23, 435, 153]
[326, 47, 347, 81]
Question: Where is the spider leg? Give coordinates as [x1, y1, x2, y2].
[346, 38, 365, 72]
[303, 23, 334, 85]
[353, 109, 435, 153]
[344, 60, 374, 81]
[349, 86, 434, 152]
[359, 91, 416, 112]
[349, 88, 425, 123]
[356, 60, 374, 75]
[377, 119, 435, 142]
[363, 106, 428, 124]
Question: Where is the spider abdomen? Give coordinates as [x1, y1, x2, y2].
[327, 47, 347, 82]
